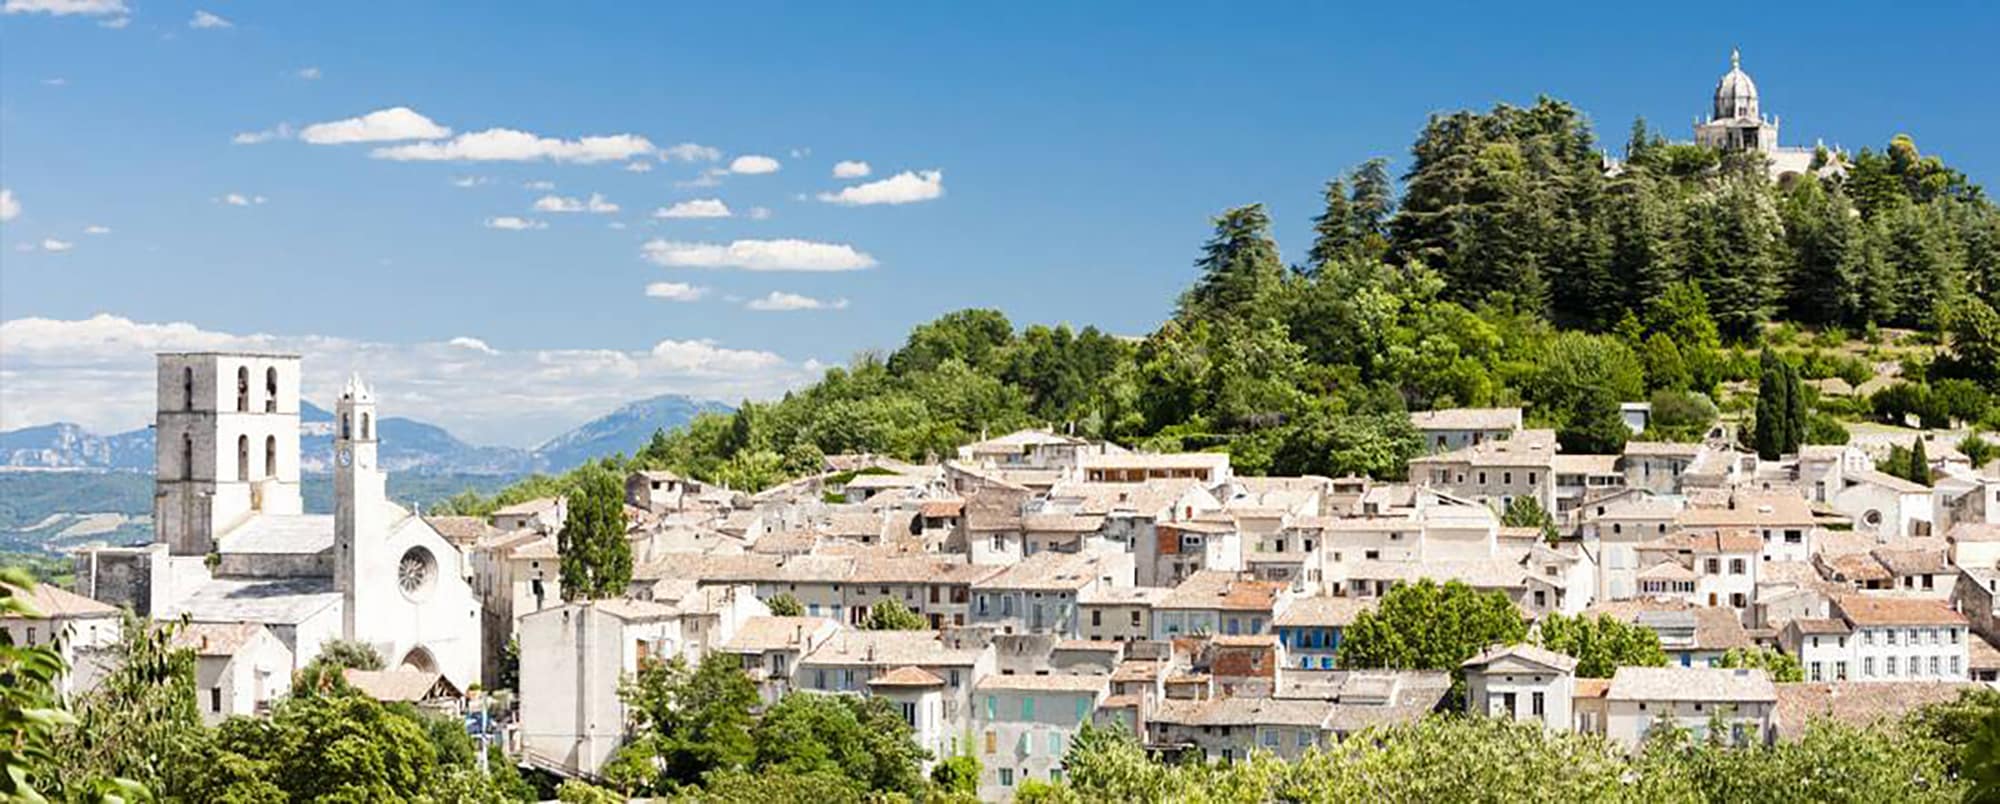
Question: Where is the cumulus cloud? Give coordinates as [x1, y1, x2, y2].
[483, 216, 546, 230]
[295, 66, 321, 80]
[748, 206, 773, 221]
[447, 336, 496, 354]
[39, 238, 73, 253]
[189, 9, 230, 28]
[3, 0, 126, 16]
[818, 169, 944, 206]
[533, 193, 618, 214]
[84, 224, 110, 235]
[676, 169, 727, 189]
[299, 107, 451, 145]
[729, 155, 781, 174]
[661, 142, 721, 162]
[623, 160, 654, 173]
[832, 160, 871, 179]
[232, 122, 293, 145]
[644, 282, 708, 302]
[0, 313, 815, 447]
[372, 129, 653, 163]
[219, 193, 267, 206]
[746, 291, 847, 312]
[641, 238, 876, 272]
[653, 199, 731, 219]
[0, 188, 18, 222]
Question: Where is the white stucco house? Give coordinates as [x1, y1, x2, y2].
[1461, 643, 1578, 731]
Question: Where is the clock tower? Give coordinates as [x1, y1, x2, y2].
[333, 373, 387, 639]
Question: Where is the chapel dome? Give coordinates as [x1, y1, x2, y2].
[1713, 48, 1759, 121]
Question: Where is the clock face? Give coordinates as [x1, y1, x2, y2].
[338, 448, 353, 467]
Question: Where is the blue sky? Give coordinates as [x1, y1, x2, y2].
[2, 1, 1996, 446]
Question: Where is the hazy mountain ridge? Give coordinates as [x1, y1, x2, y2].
[0, 393, 729, 475]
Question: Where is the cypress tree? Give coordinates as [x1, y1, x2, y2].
[559, 465, 632, 600]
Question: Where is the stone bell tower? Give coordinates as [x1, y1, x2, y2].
[333, 373, 388, 638]
[153, 352, 302, 556]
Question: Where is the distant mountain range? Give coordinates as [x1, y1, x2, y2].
[0, 393, 731, 476]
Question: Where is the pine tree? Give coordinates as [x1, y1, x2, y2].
[1306, 178, 1354, 271]
[1910, 437, 1932, 485]
[1753, 351, 1790, 460]
[1180, 204, 1285, 323]
[558, 465, 632, 600]
[1348, 157, 1396, 248]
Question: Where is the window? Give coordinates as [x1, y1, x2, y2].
[1809, 662, 1822, 681]
[1953, 628, 1962, 645]
[1932, 656, 1941, 676]
[1864, 658, 1875, 677]
[1706, 558, 1721, 575]
[211, 687, 223, 713]
[264, 436, 277, 479]
[1021, 697, 1035, 719]
[1532, 691, 1545, 717]
[1887, 629, 1897, 646]
[1092, 610, 1102, 627]
[986, 696, 997, 720]
[984, 731, 996, 754]
[182, 366, 195, 411]
[1886, 657, 1898, 677]
[23, 627, 35, 646]
[1953, 656, 1963, 676]
[1503, 472, 1513, 485]
[1048, 732, 1062, 755]
[236, 366, 250, 412]
[1262, 729, 1279, 748]
[1836, 661, 1848, 680]
[901, 702, 917, 726]
[361, 412, 372, 440]
[265, 367, 279, 412]
[1479, 472, 1488, 484]
[1130, 611, 1141, 626]
[1729, 559, 1746, 575]
[999, 768, 1013, 787]
[236, 435, 249, 482]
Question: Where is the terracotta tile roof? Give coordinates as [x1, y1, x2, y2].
[1408, 407, 1522, 431]
[1462, 643, 1580, 673]
[1607, 667, 1776, 703]
[170, 622, 273, 657]
[2, 582, 118, 619]
[1677, 492, 1816, 528]
[976, 673, 1109, 693]
[1972, 632, 2000, 671]
[342, 669, 461, 702]
[1623, 441, 1705, 458]
[1274, 596, 1373, 627]
[721, 616, 841, 652]
[1788, 617, 1852, 636]
[1573, 678, 1611, 699]
[918, 500, 965, 518]
[423, 515, 493, 546]
[1157, 571, 1285, 612]
[1835, 595, 1968, 627]
[1774, 682, 1976, 736]
[1870, 545, 1950, 576]
[1951, 523, 2000, 544]
[869, 665, 946, 687]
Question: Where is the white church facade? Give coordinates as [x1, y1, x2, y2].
[72, 352, 482, 689]
[1691, 48, 1840, 182]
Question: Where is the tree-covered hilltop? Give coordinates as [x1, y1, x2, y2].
[440, 99, 2000, 510]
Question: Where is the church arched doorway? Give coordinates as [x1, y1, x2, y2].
[398, 646, 438, 674]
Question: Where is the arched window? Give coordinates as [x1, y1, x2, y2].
[181, 433, 194, 480]
[265, 435, 277, 478]
[236, 435, 249, 482]
[236, 367, 250, 412]
[361, 412, 372, 440]
[265, 367, 278, 413]
[341, 413, 351, 440]
[182, 367, 195, 411]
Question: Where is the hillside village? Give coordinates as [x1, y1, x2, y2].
[6, 47, 2000, 803]
[8, 348, 1999, 800]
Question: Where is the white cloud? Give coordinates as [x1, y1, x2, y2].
[533, 193, 618, 214]
[522, 180, 555, 191]
[0, 189, 19, 222]
[299, 107, 450, 145]
[0, 313, 815, 447]
[676, 169, 727, 189]
[748, 206, 773, 221]
[623, 160, 654, 173]
[746, 291, 847, 312]
[607, 221, 628, 230]
[219, 193, 267, 206]
[84, 224, 110, 235]
[295, 66, 321, 80]
[660, 142, 721, 162]
[817, 169, 944, 206]
[3, 0, 126, 16]
[39, 238, 73, 253]
[832, 160, 871, 179]
[372, 129, 654, 163]
[450, 176, 488, 188]
[41, 77, 67, 86]
[641, 238, 876, 272]
[484, 216, 546, 230]
[232, 122, 293, 145]
[644, 281, 708, 302]
[729, 155, 781, 175]
[653, 199, 731, 219]
[188, 9, 230, 28]
[789, 147, 811, 159]
[447, 336, 496, 354]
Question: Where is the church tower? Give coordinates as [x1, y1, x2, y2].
[1694, 48, 1780, 152]
[154, 353, 303, 556]
[334, 373, 388, 639]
